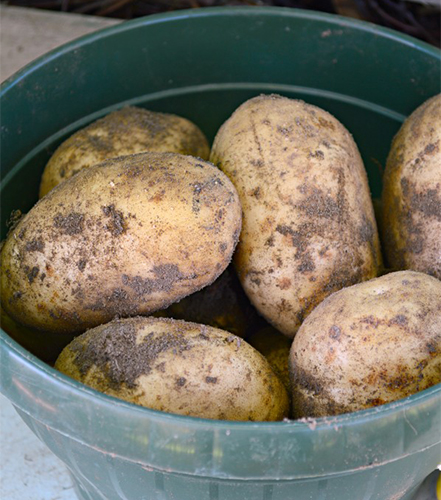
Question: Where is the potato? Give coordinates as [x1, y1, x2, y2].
[0, 152, 241, 335]
[55, 316, 289, 421]
[382, 94, 441, 279]
[210, 94, 382, 338]
[39, 107, 210, 197]
[247, 326, 292, 391]
[290, 271, 441, 418]
[154, 264, 261, 338]
[0, 303, 73, 364]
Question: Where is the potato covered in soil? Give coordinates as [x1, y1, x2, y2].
[39, 106, 210, 197]
[154, 264, 261, 338]
[290, 271, 441, 418]
[210, 94, 382, 338]
[0, 152, 241, 335]
[0, 303, 73, 364]
[55, 317, 289, 421]
[382, 94, 441, 279]
[247, 326, 292, 391]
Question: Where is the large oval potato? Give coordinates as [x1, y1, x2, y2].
[290, 271, 441, 418]
[210, 94, 382, 338]
[1, 152, 241, 335]
[382, 94, 441, 279]
[55, 317, 289, 421]
[39, 106, 210, 197]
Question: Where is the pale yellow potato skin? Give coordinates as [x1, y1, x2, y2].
[1, 152, 241, 335]
[39, 107, 210, 197]
[55, 317, 289, 421]
[290, 271, 441, 418]
[382, 94, 441, 279]
[210, 95, 382, 338]
[247, 325, 292, 391]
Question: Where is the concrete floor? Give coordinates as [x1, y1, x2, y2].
[0, 393, 76, 500]
[0, 5, 119, 81]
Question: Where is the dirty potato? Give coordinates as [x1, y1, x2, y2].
[55, 317, 289, 421]
[290, 271, 441, 418]
[247, 325, 292, 391]
[210, 94, 382, 338]
[382, 94, 441, 279]
[154, 264, 261, 338]
[39, 107, 210, 197]
[1, 152, 241, 335]
[0, 303, 73, 363]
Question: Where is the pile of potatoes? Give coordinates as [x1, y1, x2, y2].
[1, 95, 440, 421]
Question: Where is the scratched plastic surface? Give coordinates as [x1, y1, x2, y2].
[1, 7, 440, 500]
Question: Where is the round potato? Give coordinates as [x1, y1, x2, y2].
[55, 317, 289, 421]
[210, 94, 382, 338]
[382, 94, 441, 279]
[1, 152, 241, 335]
[39, 106, 210, 197]
[247, 325, 292, 391]
[154, 264, 261, 338]
[290, 271, 441, 418]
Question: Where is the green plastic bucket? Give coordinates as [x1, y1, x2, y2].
[1, 7, 440, 500]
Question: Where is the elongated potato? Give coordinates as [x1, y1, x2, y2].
[55, 317, 289, 421]
[1, 152, 241, 335]
[290, 271, 441, 418]
[210, 95, 382, 338]
[382, 94, 441, 279]
[39, 107, 210, 197]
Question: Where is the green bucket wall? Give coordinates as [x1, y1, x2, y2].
[1, 7, 440, 500]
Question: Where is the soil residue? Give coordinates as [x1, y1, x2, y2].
[70, 318, 193, 389]
[25, 238, 45, 253]
[53, 212, 84, 235]
[102, 204, 126, 236]
[122, 264, 184, 297]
